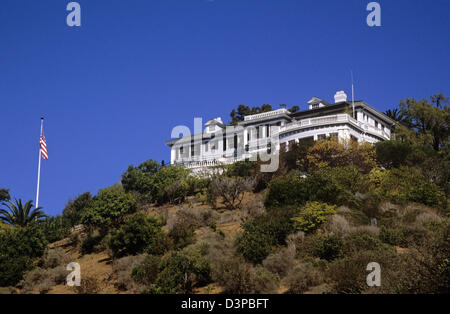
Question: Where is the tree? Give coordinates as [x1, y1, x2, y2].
[230, 104, 273, 125]
[289, 105, 300, 113]
[291, 201, 337, 234]
[108, 213, 166, 257]
[384, 108, 409, 125]
[210, 176, 255, 210]
[0, 188, 10, 203]
[375, 140, 412, 168]
[81, 184, 137, 230]
[62, 192, 93, 226]
[398, 94, 449, 151]
[0, 225, 48, 286]
[0, 199, 47, 227]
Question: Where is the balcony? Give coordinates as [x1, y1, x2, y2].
[244, 108, 290, 121]
[282, 114, 389, 140]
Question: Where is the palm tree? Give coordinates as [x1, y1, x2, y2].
[0, 198, 47, 227]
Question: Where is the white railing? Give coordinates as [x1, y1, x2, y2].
[281, 114, 389, 140]
[244, 109, 289, 121]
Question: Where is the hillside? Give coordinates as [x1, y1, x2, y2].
[1, 129, 449, 294]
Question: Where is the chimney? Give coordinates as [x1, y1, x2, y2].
[334, 91, 347, 103]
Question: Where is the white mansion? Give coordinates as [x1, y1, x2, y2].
[166, 91, 395, 170]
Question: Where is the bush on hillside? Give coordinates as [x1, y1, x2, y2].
[62, 192, 93, 226]
[285, 263, 323, 294]
[368, 167, 447, 210]
[291, 202, 337, 234]
[108, 213, 166, 257]
[210, 176, 255, 210]
[0, 226, 48, 286]
[81, 184, 137, 231]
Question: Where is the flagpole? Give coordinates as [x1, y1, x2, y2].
[351, 70, 355, 119]
[36, 117, 44, 208]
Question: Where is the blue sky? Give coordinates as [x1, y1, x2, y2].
[0, 0, 449, 216]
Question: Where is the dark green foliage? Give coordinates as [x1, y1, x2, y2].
[328, 250, 396, 294]
[0, 226, 48, 286]
[343, 232, 391, 255]
[279, 139, 314, 173]
[109, 213, 166, 257]
[264, 172, 307, 208]
[264, 168, 360, 209]
[230, 104, 273, 125]
[81, 184, 137, 230]
[121, 159, 161, 197]
[39, 216, 71, 243]
[236, 221, 272, 264]
[370, 167, 447, 210]
[81, 233, 103, 255]
[121, 159, 191, 205]
[0, 188, 10, 202]
[212, 257, 255, 293]
[131, 255, 161, 287]
[168, 219, 196, 250]
[236, 207, 296, 264]
[148, 250, 211, 294]
[62, 192, 93, 226]
[375, 141, 412, 168]
[313, 235, 343, 261]
[0, 199, 47, 227]
[225, 160, 258, 177]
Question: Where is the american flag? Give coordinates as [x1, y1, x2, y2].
[40, 131, 48, 160]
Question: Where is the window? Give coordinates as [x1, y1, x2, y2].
[180, 146, 184, 154]
[266, 125, 270, 137]
[312, 103, 319, 109]
[317, 134, 326, 140]
[205, 142, 208, 152]
[280, 143, 286, 152]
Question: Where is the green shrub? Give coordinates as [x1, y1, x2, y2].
[148, 250, 211, 294]
[62, 192, 93, 226]
[81, 232, 103, 255]
[108, 213, 166, 257]
[236, 221, 272, 264]
[131, 255, 161, 287]
[0, 226, 48, 286]
[39, 216, 71, 243]
[343, 232, 391, 255]
[81, 184, 137, 230]
[212, 257, 255, 294]
[264, 172, 307, 208]
[369, 167, 447, 209]
[313, 235, 343, 261]
[291, 202, 337, 234]
[285, 263, 323, 294]
[328, 250, 396, 293]
[264, 169, 359, 209]
[250, 266, 280, 293]
[375, 140, 412, 169]
[225, 160, 258, 177]
[236, 207, 297, 264]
